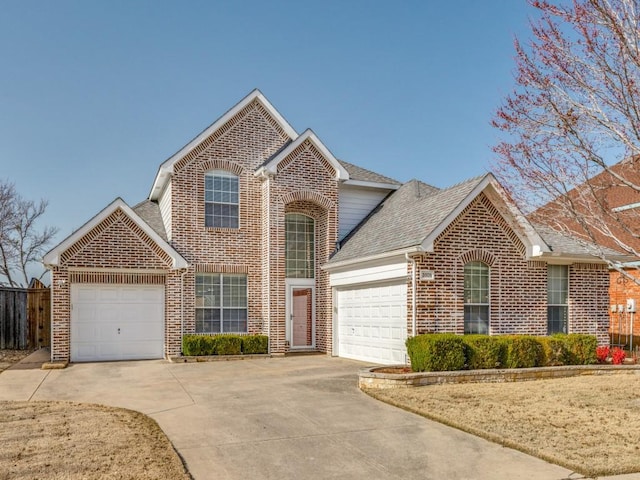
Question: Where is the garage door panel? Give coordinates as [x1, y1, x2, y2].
[337, 282, 407, 365]
[71, 284, 164, 362]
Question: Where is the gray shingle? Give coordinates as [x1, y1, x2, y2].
[337, 160, 401, 185]
[532, 223, 625, 258]
[133, 200, 168, 242]
[330, 176, 484, 264]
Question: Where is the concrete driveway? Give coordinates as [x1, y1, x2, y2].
[0, 354, 594, 479]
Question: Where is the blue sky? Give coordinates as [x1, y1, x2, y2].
[0, 0, 533, 251]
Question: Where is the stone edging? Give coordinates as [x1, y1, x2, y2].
[358, 364, 640, 390]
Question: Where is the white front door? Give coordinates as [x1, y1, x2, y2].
[287, 282, 315, 349]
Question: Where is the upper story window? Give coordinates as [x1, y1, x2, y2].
[205, 170, 239, 228]
[547, 265, 568, 334]
[464, 261, 489, 334]
[285, 213, 315, 278]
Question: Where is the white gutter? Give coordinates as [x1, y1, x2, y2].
[342, 179, 401, 190]
[405, 253, 417, 338]
[323, 246, 423, 271]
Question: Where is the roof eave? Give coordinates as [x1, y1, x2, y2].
[536, 252, 618, 264]
[323, 246, 422, 271]
[342, 179, 401, 190]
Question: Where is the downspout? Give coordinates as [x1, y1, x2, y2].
[180, 268, 187, 356]
[406, 253, 417, 337]
[264, 173, 272, 355]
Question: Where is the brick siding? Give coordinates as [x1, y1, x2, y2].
[609, 270, 640, 347]
[169, 99, 338, 354]
[407, 193, 609, 342]
[50, 208, 178, 361]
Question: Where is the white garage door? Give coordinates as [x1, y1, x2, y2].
[71, 284, 164, 362]
[336, 282, 407, 365]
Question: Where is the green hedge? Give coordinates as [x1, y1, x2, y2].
[406, 334, 466, 372]
[554, 333, 597, 365]
[241, 335, 269, 354]
[462, 335, 504, 369]
[537, 336, 569, 366]
[406, 333, 598, 371]
[503, 336, 544, 368]
[182, 334, 269, 356]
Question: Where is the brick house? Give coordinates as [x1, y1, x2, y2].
[44, 90, 620, 364]
[531, 156, 640, 350]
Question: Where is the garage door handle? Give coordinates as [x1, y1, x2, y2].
[117, 328, 121, 334]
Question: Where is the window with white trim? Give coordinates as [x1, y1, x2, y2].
[205, 170, 239, 228]
[285, 213, 315, 278]
[195, 273, 247, 333]
[464, 261, 489, 334]
[547, 265, 568, 334]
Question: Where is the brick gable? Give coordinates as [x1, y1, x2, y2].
[408, 192, 608, 340]
[60, 209, 172, 269]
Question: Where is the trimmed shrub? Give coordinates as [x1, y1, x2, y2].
[596, 345, 610, 363]
[503, 335, 544, 368]
[462, 335, 504, 369]
[214, 335, 242, 355]
[554, 334, 598, 365]
[182, 334, 215, 356]
[537, 336, 569, 366]
[241, 335, 269, 354]
[612, 347, 626, 365]
[406, 334, 466, 372]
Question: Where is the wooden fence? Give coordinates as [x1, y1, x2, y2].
[0, 286, 51, 350]
[28, 287, 51, 349]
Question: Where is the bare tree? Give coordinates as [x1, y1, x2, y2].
[492, 0, 640, 267]
[0, 179, 58, 287]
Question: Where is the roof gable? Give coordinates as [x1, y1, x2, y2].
[255, 129, 349, 180]
[421, 175, 548, 258]
[150, 89, 297, 200]
[43, 198, 188, 269]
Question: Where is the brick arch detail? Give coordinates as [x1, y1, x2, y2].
[458, 249, 497, 267]
[279, 190, 334, 210]
[198, 159, 245, 176]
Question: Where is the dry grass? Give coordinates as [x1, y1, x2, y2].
[368, 372, 640, 477]
[0, 401, 191, 480]
[0, 350, 34, 373]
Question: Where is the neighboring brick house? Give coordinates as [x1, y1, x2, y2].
[44, 90, 620, 365]
[531, 156, 640, 350]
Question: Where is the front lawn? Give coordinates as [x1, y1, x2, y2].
[0, 401, 191, 480]
[367, 373, 640, 477]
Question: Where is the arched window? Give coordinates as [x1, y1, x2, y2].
[205, 170, 239, 228]
[285, 213, 314, 278]
[464, 261, 489, 334]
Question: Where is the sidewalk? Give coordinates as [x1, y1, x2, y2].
[7, 348, 51, 370]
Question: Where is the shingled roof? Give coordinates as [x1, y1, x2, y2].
[337, 160, 401, 186]
[133, 200, 168, 242]
[327, 172, 629, 268]
[329, 176, 483, 264]
[532, 222, 627, 260]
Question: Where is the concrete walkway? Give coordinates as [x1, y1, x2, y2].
[0, 351, 635, 480]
